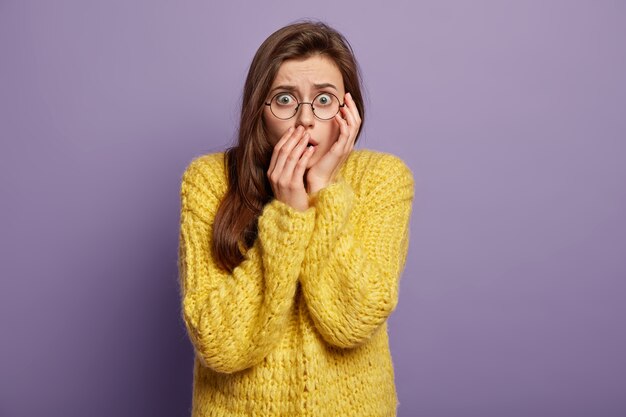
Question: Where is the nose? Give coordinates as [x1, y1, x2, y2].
[294, 102, 315, 129]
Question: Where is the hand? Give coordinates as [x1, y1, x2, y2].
[267, 125, 317, 212]
[306, 92, 361, 195]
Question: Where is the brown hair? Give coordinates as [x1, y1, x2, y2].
[212, 20, 366, 272]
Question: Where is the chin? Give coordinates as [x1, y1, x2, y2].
[308, 146, 326, 162]
[306, 153, 319, 168]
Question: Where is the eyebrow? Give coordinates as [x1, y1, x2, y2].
[269, 83, 339, 93]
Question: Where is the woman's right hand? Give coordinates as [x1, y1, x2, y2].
[267, 125, 316, 212]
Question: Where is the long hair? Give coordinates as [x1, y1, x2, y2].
[212, 20, 366, 272]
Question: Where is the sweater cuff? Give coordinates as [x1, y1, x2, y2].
[308, 176, 355, 214]
[258, 198, 316, 248]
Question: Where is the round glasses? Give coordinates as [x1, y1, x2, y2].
[264, 92, 345, 120]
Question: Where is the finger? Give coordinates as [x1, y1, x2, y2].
[282, 132, 310, 180]
[345, 92, 362, 124]
[333, 113, 350, 151]
[341, 93, 360, 133]
[293, 143, 315, 180]
[268, 126, 296, 174]
[340, 97, 357, 130]
[339, 107, 355, 154]
[342, 94, 360, 152]
[274, 126, 296, 153]
[273, 126, 305, 177]
[343, 93, 361, 136]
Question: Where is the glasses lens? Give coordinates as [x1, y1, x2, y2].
[312, 93, 340, 120]
[270, 93, 298, 119]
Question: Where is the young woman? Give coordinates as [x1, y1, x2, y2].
[178, 20, 415, 417]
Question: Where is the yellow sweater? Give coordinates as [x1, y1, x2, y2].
[178, 148, 415, 417]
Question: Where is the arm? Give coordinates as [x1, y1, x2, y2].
[300, 154, 415, 349]
[178, 156, 315, 373]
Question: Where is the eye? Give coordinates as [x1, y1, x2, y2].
[275, 94, 295, 106]
[315, 93, 333, 106]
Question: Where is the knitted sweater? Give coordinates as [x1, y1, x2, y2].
[178, 148, 415, 417]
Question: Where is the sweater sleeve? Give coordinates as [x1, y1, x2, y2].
[300, 154, 414, 349]
[178, 156, 315, 373]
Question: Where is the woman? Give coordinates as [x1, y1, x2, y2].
[178, 20, 414, 417]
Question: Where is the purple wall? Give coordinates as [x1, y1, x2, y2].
[1, 1, 625, 416]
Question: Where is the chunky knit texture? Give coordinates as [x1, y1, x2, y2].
[178, 148, 415, 417]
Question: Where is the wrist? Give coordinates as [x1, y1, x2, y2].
[307, 176, 341, 196]
[307, 179, 329, 195]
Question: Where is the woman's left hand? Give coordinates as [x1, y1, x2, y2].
[306, 92, 361, 195]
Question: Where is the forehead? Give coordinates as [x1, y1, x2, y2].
[272, 55, 344, 90]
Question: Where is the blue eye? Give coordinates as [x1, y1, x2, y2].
[315, 94, 333, 106]
[275, 94, 294, 106]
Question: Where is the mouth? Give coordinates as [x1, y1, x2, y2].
[306, 139, 319, 147]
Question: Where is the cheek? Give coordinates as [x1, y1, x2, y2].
[322, 121, 340, 145]
[263, 113, 285, 145]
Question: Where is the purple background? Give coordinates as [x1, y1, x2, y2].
[1, 1, 625, 416]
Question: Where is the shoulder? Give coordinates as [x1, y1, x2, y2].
[180, 152, 228, 216]
[181, 152, 227, 195]
[342, 149, 414, 196]
[181, 152, 226, 182]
